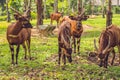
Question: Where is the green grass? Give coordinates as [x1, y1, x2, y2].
[0, 14, 120, 80]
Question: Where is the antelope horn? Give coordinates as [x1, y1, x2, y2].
[78, 8, 85, 18]
[23, 9, 30, 17]
[24, 0, 31, 17]
[10, 7, 22, 16]
[102, 35, 111, 54]
[94, 39, 98, 52]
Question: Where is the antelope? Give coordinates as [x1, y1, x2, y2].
[94, 25, 120, 68]
[60, 9, 88, 54]
[58, 21, 72, 65]
[7, 8, 32, 64]
[50, 12, 62, 27]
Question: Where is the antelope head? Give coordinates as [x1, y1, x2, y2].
[69, 8, 86, 31]
[10, 7, 32, 28]
[94, 30, 112, 67]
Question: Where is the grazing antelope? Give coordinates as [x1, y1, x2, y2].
[94, 25, 120, 68]
[7, 8, 32, 64]
[50, 12, 62, 27]
[58, 21, 72, 65]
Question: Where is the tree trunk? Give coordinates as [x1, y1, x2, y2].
[36, 0, 43, 27]
[1, 2, 5, 15]
[61, 0, 64, 13]
[67, 0, 71, 14]
[106, 0, 112, 27]
[88, 0, 92, 15]
[116, 0, 119, 13]
[54, 0, 58, 12]
[101, 0, 105, 18]
[117, 0, 119, 6]
[78, 0, 82, 15]
[6, 0, 10, 22]
[91, 0, 94, 15]
[43, 0, 47, 19]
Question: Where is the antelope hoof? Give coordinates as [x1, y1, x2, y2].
[99, 63, 102, 67]
[104, 65, 108, 68]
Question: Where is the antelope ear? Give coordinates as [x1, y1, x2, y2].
[81, 15, 89, 21]
[14, 13, 19, 20]
[69, 16, 77, 20]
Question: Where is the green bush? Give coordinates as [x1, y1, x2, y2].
[0, 15, 7, 21]
[31, 12, 37, 19]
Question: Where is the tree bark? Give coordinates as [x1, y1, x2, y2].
[43, 0, 47, 19]
[88, 0, 92, 15]
[101, 0, 105, 18]
[116, 0, 119, 13]
[68, 0, 71, 10]
[91, 0, 94, 15]
[6, 0, 10, 22]
[36, 0, 43, 27]
[78, 0, 82, 15]
[106, 0, 112, 27]
[54, 0, 58, 12]
[117, 0, 119, 6]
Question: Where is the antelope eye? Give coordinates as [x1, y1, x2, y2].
[23, 21, 28, 24]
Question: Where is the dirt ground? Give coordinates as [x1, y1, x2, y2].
[31, 24, 93, 37]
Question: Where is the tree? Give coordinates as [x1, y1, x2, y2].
[91, 0, 95, 15]
[6, 0, 10, 22]
[36, 0, 43, 27]
[68, 0, 71, 11]
[101, 0, 105, 18]
[0, 0, 6, 15]
[78, 0, 82, 15]
[43, 0, 47, 19]
[106, 0, 112, 27]
[54, 0, 58, 12]
[88, 0, 92, 15]
[116, 0, 119, 13]
[117, 0, 119, 6]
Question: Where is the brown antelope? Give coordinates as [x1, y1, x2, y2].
[7, 8, 32, 64]
[94, 25, 120, 68]
[58, 21, 72, 65]
[50, 12, 62, 27]
[60, 9, 88, 54]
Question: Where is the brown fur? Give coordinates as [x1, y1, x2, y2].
[58, 21, 72, 65]
[60, 15, 88, 54]
[50, 12, 62, 27]
[7, 15, 32, 65]
[98, 24, 120, 68]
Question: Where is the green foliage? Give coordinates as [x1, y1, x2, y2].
[0, 15, 7, 21]
[31, 12, 37, 19]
